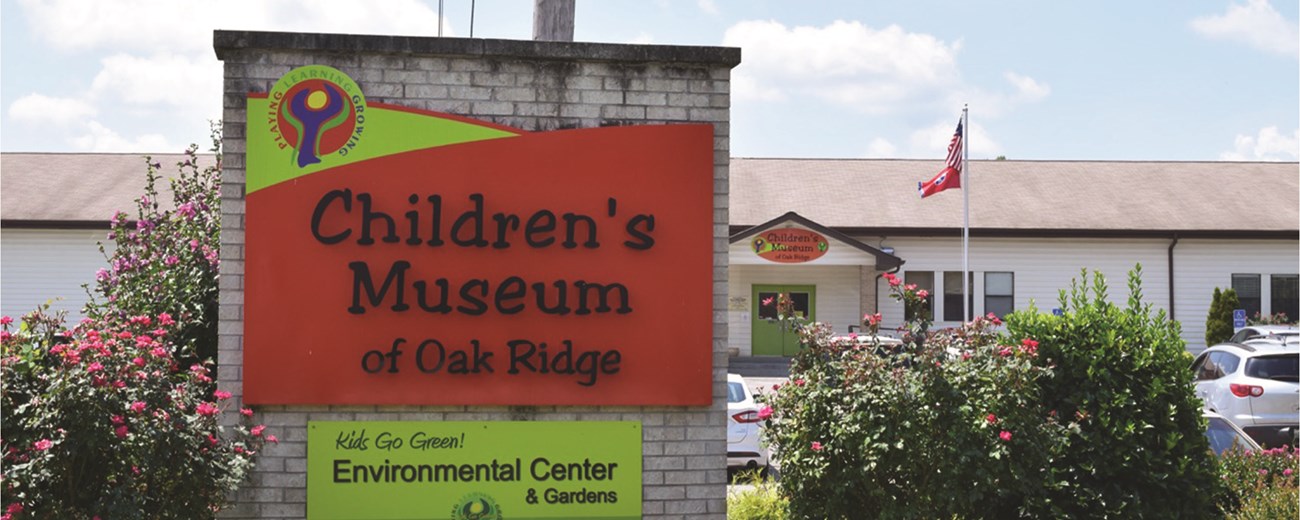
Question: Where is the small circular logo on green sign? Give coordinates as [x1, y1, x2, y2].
[450, 492, 503, 520]
[268, 65, 367, 169]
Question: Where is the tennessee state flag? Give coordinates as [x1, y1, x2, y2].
[918, 119, 963, 198]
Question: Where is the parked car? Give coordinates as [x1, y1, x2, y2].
[1204, 410, 1262, 456]
[1192, 338, 1299, 448]
[726, 373, 769, 473]
[1228, 324, 1299, 344]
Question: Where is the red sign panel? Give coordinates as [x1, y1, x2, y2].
[244, 84, 713, 406]
[751, 229, 830, 263]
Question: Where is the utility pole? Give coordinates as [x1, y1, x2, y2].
[533, 0, 575, 41]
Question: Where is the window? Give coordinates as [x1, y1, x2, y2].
[984, 272, 1014, 319]
[1245, 354, 1299, 383]
[1212, 351, 1241, 376]
[727, 382, 747, 404]
[1270, 275, 1298, 323]
[1232, 274, 1261, 319]
[905, 271, 934, 321]
[943, 271, 973, 322]
[1192, 353, 1216, 381]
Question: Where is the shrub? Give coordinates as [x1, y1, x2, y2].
[760, 283, 1072, 519]
[1206, 287, 1241, 346]
[86, 130, 222, 366]
[727, 473, 788, 520]
[1, 308, 271, 518]
[1008, 266, 1223, 518]
[1217, 445, 1299, 516]
[1247, 311, 1294, 326]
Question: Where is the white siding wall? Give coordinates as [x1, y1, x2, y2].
[728, 264, 861, 355]
[1, 228, 110, 322]
[877, 236, 1172, 332]
[1175, 239, 1300, 353]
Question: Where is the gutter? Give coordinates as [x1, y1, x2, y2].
[1168, 234, 1179, 321]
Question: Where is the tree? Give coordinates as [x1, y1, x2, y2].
[1206, 287, 1240, 345]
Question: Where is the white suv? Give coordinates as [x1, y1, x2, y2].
[1192, 338, 1299, 448]
[726, 373, 769, 474]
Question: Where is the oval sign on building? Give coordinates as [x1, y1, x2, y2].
[751, 229, 829, 263]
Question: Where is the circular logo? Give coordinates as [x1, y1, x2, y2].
[450, 492, 503, 520]
[268, 65, 366, 168]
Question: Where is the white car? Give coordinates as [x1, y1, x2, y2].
[1193, 337, 1300, 448]
[1228, 324, 1299, 344]
[726, 373, 769, 473]
[1204, 410, 1261, 456]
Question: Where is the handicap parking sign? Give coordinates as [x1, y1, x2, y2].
[1233, 309, 1247, 329]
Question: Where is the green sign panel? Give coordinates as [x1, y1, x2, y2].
[307, 421, 642, 520]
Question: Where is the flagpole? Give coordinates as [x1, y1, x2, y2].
[962, 105, 970, 322]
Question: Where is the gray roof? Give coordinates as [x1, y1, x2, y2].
[731, 158, 1299, 236]
[2, 153, 217, 225]
[3, 153, 1297, 236]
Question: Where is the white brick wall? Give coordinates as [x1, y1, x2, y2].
[217, 34, 736, 519]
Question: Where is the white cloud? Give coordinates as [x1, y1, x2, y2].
[16, 0, 448, 53]
[90, 53, 223, 111]
[908, 119, 1003, 159]
[732, 74, 785, 102]
[72, 121, 173, 152]
[723, 20, 962, 110]
[1190, 0, 1299, 58]
[8, 94, 98, 125]
[1004, 72, 1050, 102]
[864, 138, 896, 158]
[698, 0, 719, 15]
[1220, 126, 1300, 161]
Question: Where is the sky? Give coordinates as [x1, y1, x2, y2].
[2, 0, 1298, 161]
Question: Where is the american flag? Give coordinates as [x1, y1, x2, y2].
[918, 119, 963, 198]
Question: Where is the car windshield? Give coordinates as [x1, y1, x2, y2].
[1245, 354, 1300, 382]
[1205, 417, 1254, 456]
[727, 382, 747, 404]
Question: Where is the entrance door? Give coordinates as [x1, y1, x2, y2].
[751, 284, 816, 356]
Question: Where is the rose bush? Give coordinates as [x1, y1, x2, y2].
[1, 129, 269, 518]
[760, 266, 1224, 519]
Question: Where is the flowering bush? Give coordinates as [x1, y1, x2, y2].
[1248, 311, 1294, 326]
[1, 130, 267, 518]
[761, 266, 1224, 519]
[1217, 446, 1299, 517]
[759, 282, 1074, 518]
[86, 128, 222, 366]
[1, 308, 270, 518]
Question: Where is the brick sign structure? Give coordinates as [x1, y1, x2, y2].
[216, 31, 738, 519]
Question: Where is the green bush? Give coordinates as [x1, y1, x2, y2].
[727, 473, 788, 520]
[760, 283, 1072, 519]
[1008, 266, 1223, 518]
[1206, 287, 1242, 346]
[1217, 446, 1299, 516]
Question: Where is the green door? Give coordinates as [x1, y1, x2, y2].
[751, 284, 816, 356]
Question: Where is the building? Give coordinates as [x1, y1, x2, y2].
[3, 153, 1296, 354]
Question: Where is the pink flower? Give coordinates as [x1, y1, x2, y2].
[987, 313, 1003, 326]
[961, 351, 972, 361]
[266, 435, 279, 444]
[111, 414, 125, 425]
[904, 283, 917, 291]
[177, 202, 196, 218]
[115, 425, 129, 439]
[771, 384, 781, 391]
[864, 313, 882, 326]
[240, 408, 254, 417]
[132, 357, 146, 367]
[0, 316, 12, 326]
[1284, 468, 1293, 477]
[7, 502, 24, 515]
[214, 390, 232, 401]
[158, 313, 174, 326]
[33, 439, 53, 451]
[916, 289, 930, 299]
[999, 430, 1012, 442]
[195, 402, 219, 417]
[794, 379, 806, 387]
[0, 331, 11, 343]
[208, 434, 219, 446]
[130, 401, 146, 413]
[998, 346, 1013, 357]
[1259, 469, 1269, 476]
[86, 362, 104, 373]
[811, 441, 823, 452]
[884, 273, 901, 287]
[986, 413, 997, 424]
[757, 406, 773, 420]
[251, 425, 266, 436]
[233, 446, 245, 454]
[164, 255, 179, 266]
[761, 296, 774, 306]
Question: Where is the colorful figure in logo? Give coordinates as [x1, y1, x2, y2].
[752, 237, 767, 254]
[284, 83, 350, 167]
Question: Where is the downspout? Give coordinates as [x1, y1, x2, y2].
[875, 264, 903, 321]
[1168, 233, 1179, 321]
